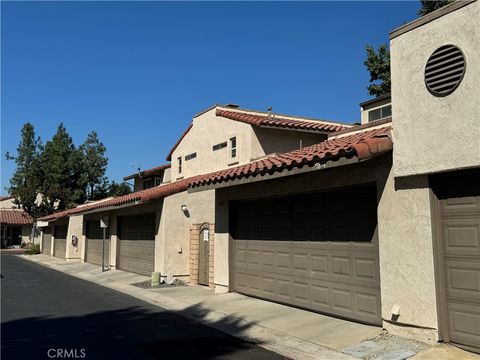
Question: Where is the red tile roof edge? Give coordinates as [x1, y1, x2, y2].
[0, 195, 14, 201]
[123, 163, 171, 180]
[165, 123, 193, 161]
[216, 109, 347, 133]
[39, 127, 392, 222]
[0, 209, 33, 225]
[189, 127, 392, 187]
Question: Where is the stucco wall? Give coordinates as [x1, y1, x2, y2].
[66, 215, 83, 260]
[391, 0, 480, 177]
[158, 189, 215, 277]
[377, 169, 438, 338]
[250, 127, 325, 159]
[170, 108, 253, 180]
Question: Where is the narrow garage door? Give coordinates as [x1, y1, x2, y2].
[434, 172, 480, 352]
[42, 227, 52, 255]
[117, 213, 155, 276]
[85, 220, 110, 266]
[53, 225, 67, 259]
[231, 185, 381, 325]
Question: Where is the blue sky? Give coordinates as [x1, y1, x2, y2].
[1, 1, 419, 195]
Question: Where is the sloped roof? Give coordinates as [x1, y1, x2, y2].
[40, 126, 392, 221]
[0, 210, 33, 225]
[216, 109, 347, 133]
[0, 195, 14, 202]
[190, 127, 392, 187]
[123, 163, 171, 181]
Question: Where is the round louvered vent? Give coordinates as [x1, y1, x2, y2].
[425, 45, 466, 97]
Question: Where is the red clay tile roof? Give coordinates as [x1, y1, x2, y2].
[166, 108, 349, 161]
[0, 210, 33, 225]
[190, 127, 392, 187]
[123, 163, 171, 181]
[41, 126, 391, 221]
[216, 109, 347, 133]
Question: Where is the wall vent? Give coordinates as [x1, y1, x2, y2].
[425, 45, 466, 97]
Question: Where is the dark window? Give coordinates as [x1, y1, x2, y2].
[54, 225, 68, 239]
[154, 177, 162, 186]
[230, 137, 237, 158]
[177, 157, 182, 174]
[368, 105, 391, 122]
[230, 186, 377, 242]
[118, 213, 156, 240]
[143, 178, 153, 190]
[213, 142, 227, 151]
[86, 220, 110, 239]
[185, 152, 197, 161]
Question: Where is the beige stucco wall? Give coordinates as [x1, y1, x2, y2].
[377, 168, 438, 340]
[170, 108, 253, 180]
[250, 127, 325, 159]
[66, 215, 83, 260]
[157, 189, 215, 278]
[391, 0, 480, 177]
[0, 197, 16, 209]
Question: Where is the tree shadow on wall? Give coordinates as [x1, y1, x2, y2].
[1, 303, 288, 360]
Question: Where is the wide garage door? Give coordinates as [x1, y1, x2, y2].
[433, 172, 480, 352]
[85, 220, 110, 266]
[53, 225, 67, 259]
[117, 213, 155, 276]
[231, 185, 381, 325]
[42, 227, 52, 255]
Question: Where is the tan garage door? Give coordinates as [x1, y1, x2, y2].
[42, 227, 52, 255]
[53, 225, 67, 259]
[117, 213, 155, 276]
[85, 220, 110, 266]
[231, 185, 381, 325]
[434, 172, 480, 352]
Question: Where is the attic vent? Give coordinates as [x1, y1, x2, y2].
[425, 45, 465, 97]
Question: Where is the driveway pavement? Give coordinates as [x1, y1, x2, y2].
[1, 254, 286, 360]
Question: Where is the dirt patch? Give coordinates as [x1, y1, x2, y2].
[131, 280, 187, 289]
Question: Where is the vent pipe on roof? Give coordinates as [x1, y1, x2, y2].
[267, 106, 272, 119]
[225, 103, 239, 109]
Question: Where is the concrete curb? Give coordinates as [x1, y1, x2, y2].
[19, 255, 354, 360]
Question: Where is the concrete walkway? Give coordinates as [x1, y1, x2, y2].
[18, 254, 479, 360]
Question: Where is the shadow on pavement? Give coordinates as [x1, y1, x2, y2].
[2, 303, 284, 360]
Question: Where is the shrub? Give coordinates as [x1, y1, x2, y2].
[25, 244, 41, 255]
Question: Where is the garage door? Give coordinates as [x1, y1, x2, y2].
[117, 213, 155, 276]
[231, 185, 381, 325]
[53, 225, 67, 259]
[434, 172, 480, 352]
[42, 227, 52, 255]
[85, 220, 110, 266]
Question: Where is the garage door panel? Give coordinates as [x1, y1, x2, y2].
[86, 238, 110, 266]
[117, 214, 155, 276]
[54, 238, 66, 259]
[434, 172, 480, 352]
[42, 227, 52, 255]
[231, 185, 381, 325]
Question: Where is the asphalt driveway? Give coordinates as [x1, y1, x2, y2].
[1, 254, 287, 360]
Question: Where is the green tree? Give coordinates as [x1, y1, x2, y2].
[5, 123, 44, 217]
[418, 0, 454, 16]
[80, 131, 108, 200]
[108, 181, 132, 197]
[364, 44, 391, 97]
[41, 123, 86, 212]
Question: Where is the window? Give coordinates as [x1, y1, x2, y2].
[154, 177, 162, 186]
[185, 152, 197, 161]
[213, 141, 227, 151]
[177, 157, 182, 174]
[230, 137, 237, 158]
[142, 178, 153, 190]
[368, 104, 392, 122]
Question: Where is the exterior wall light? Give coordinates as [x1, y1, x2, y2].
[181, 204, 188, 214]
